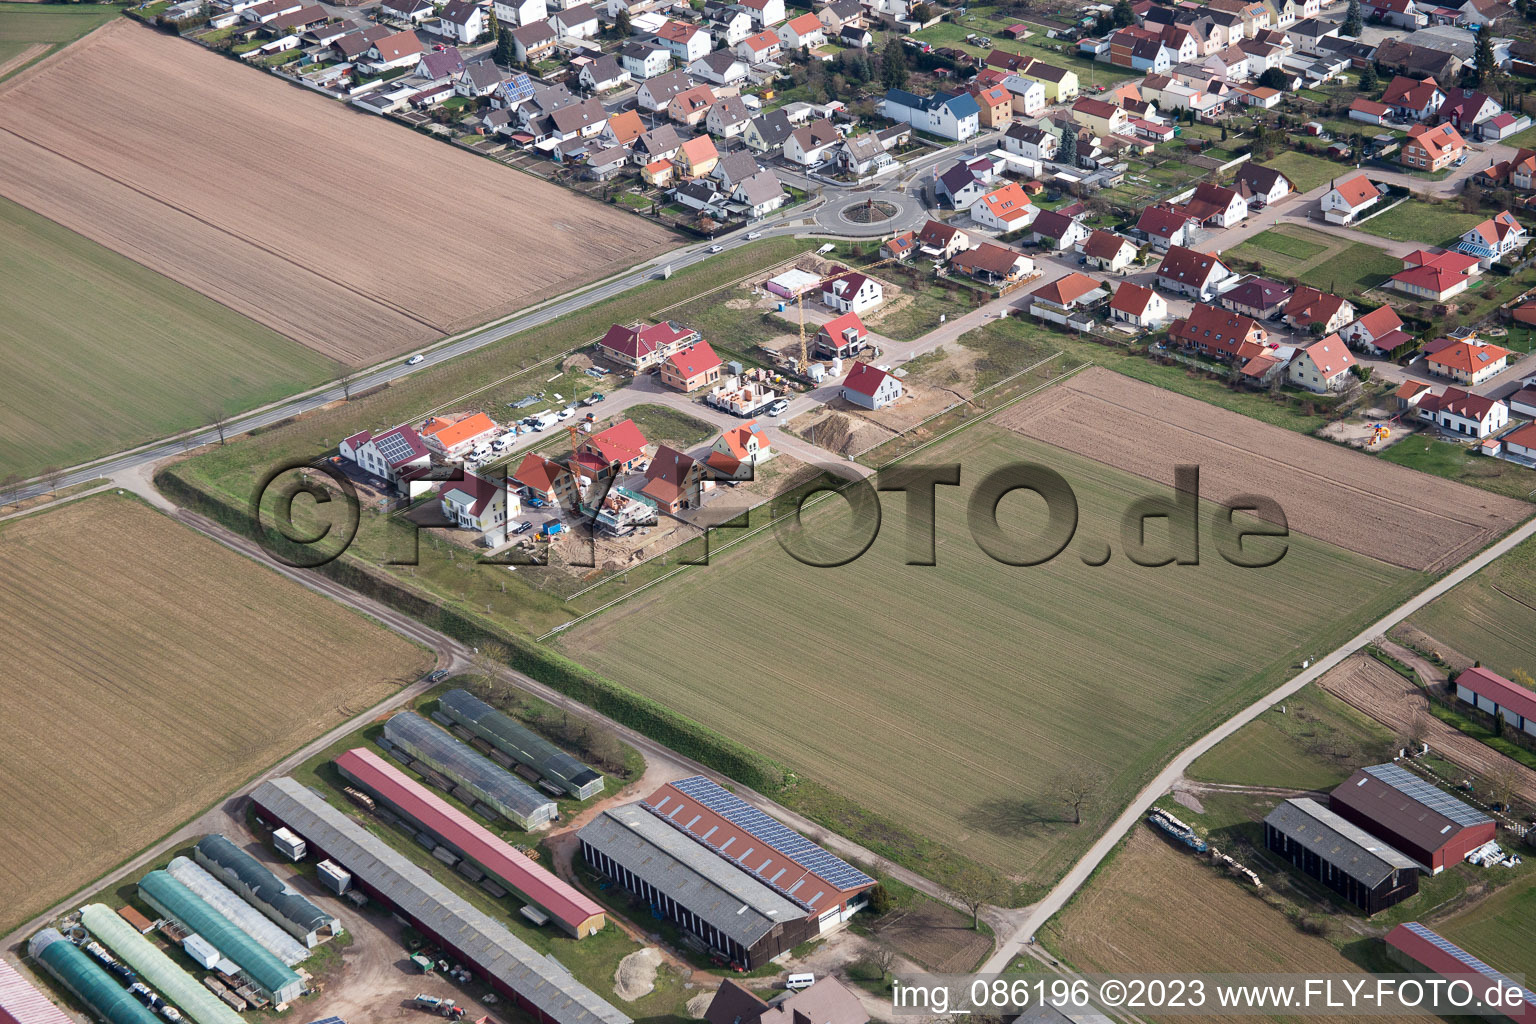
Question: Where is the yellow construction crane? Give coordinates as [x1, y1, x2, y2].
[794, 250, 905, 375]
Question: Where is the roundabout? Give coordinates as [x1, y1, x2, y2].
[815, 187, 927, 237]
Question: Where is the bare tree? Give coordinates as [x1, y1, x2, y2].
[585, 727, 625, 773]
[870, 945, 898, 982]
[1054, 769, 1108, 825]
[470, 642, 511, 688]
[950, 867, 1003, 930]
[209, 405, 229, 445]
[337, 368, 359, 401]
[1487, 760, 1522, 812]
[1400, 707, 1432, 750]
[41, 466, 65, 495]
[0, 473, 23, 510]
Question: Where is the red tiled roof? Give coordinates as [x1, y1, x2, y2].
[1427, 339, 1511, 373]
[423, 412, 497, 450]
[513, 453, 567, 494]
[1033, 271, 1102, 306]
[1169, 303, 1264, 357]
[842, 360, 894, 397]
[1328, 172, 1380, 210]
[440, 471, 503, 517]
[819, 310, 868, 343]
[1082, 229, 1130, 261]
[1157, 244, 1227, 286]
[1109, 281, 1158, 316]
[1137, 204, 1192, 239]
[1298, 333, 1355, 377]
[665, 341, 722, 379]
[584, 418, 648, 464]
[1351, 303, 1404, 337]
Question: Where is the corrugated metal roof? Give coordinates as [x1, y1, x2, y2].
[76, 906, 245, 1024]
[383, 712, 557, 827]
[578, 804, 803, 948]
[334, 748, 603, 932]
[137, 873, 302, 1003]
[1386, 923, 1536, 1010]
[194, 835, 337, 937]
[439, 690, 603, 798]
[0, 952, 77, 1024]
[249, 778, 631, 1024]
[27, 931, 161, 1024]
[166, 858, 309, 966]
[1265, 798, 1417, 887]
[1331, 765, 1492, 856]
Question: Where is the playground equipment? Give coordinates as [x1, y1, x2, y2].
[1367, 423, 1391, 446]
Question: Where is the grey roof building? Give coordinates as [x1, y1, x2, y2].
[250, 777, 632, 1024]
[1264, 797, 1419, 915]
[439, 689, 604, 799]
[578, 803, 817, 968]
[382, 710, 556, 829]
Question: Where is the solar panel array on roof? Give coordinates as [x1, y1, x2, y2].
[1362, 764, 1492, 828]
[668, 777, 874, 891]
[383, 712, 556, 829]
[1401, 923, 1536, 1007]
[373, 431, 418, 466]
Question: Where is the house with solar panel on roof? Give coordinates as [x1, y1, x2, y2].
[577, 776, 877, 969]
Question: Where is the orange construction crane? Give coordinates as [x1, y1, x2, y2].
[794, 253, 905, 374]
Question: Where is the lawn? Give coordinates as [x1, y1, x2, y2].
[1302, 241, 1405, 295]
[1379, 435, 1536, 502]
[1410, 533, 1536, 679]
[557, 421, 1419, 900]
[1356, 200, 1485, 246]
[0, 492, 430, 935]
[616, 403, 717, 449]
[0, 1, 124, 81]
[1240, 226, 1329, 262]
[0, 195, 337, 479]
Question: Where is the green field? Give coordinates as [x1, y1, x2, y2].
[1241, 227, 1328, 263]
[0, 2, 124, 81]
[1410, 533, 1536, 678]
[1229, 225, 1401, 295]
[1379, 436, 1536, 501]
[1259, 151, 1343, 194]
[1439, 875, 1536, 981]
[558, 421, 1419, 895]
[1304, 242, 1406, 294]
[1356, 200, 1485, 246]
[0, 196, 337, 479]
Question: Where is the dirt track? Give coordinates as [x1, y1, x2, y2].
[1317, 654, 1536, 806]
[995, 368, 1530, 572]
[0, 20, 674, 364]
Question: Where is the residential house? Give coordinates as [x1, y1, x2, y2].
[537, 97, 607, 142]
[784, 118, 839, 165]
[743, 109, 794, 152]
[1031, 210, 1090, 250]
[675, 135, 719, 177]
[950, 242, 1034, 284]
[1013, 58, 1079, 102]
[655, 20, 712, 61]
[879, 232, 915, 261]
[638, 70, 692, 112]
[368, 28, 424, 69]
[916, 219, 971, 259]
[935, 160, 992, 210]
[1390, 248, 1482, 300]
[1285, 286, 1353, 333]
[1175, 181, 1248, 228]
[777, 11, 825, 48]
[1001, 121, 1057, 161]
[972, 181, 1037, 233]
[731, 169, 788, 218]
[1108, 281, 1169, 327]
[814, 311, 869, 358]
[1156, 245, 1232, 299]
[509, 20, 556, 62]
[1209, 0, 1272, 33]
[456, 60, 504, 98]
[671, 178, 727, 215]
[596, 320, 697, 369]
[837, 133, 893, 176]
[998, 74, 1047, 116]
[1457, 209, 1526, 266]
[1376, 37, 1459, 78]
[619, 40, 671, 78]
[1221, 277, 1292, 319]
[1030, 272, 1109, 324]
[420, 413, 499, 458]
[706, 95, 752, 138]
[668, 84, 717, 126]
[737, 0, 785, 27]
[1233, 163, 1294, 208]
[491, 0, 544, 23]
[708, 421, 774, 478]
[383, 0, 434, 22]
[1424, 337, 1511, 383]
[434, 0, 486, 44]
[1340, 304, 1410, 355]
[640, 446, 703, 513]
[1136, 205, 1196, 250]
[603, 109, 646, 146]
[1320, 173, 1383, 224]
[551, 3, 599, 36]
[580, 53, 630, 92]
[710, 6, 753, 44]
[735, 28, 780, 61]
[512, 453, 574, 505]
[711, 149, 761, 189]
[1071, 96, 1129, 138]
[582, 145, 630, 181]
[1169, 303, 1269, 361]
[1418, 387, 1510, 436]
[339, 424, 430, 487]
[439, 474, 515, 544]
[817, 0, 863, 32]
[491, 71, 537, 110]
[821, 268, 883, 313]
[841, 361, 903, 410]
[416, 46, 467, 84]
[660, 342, 723, 391]
[579, 419, 649, 479]
[1440, 87, 1503, 133]
[1402, 121, 1465, 172]
[690, 50, 749, 85]
[1366, 0, 1428, 27]
[1289, 334, 1356, 391]
[1080, 229, 1136, 272]
[1349, 97, 1393, 124]
[879, 89, 981, 141]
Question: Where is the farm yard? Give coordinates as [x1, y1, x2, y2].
[558, 417, 1419, 897]
[1409, 534, 1536, 680]
[0, 493, 430, 933]
[995, 368, 1530, 573]
[0, 19, 674, 365]
[0, 195, 335, 479]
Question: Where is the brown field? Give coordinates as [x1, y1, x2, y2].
[0, 20, 674, 364]
[0, 41, 45, 76]
[1318, 654, 1536, 806]
[0, 494, 430, 932]
[995, 368, 1529, 572]
[1050, 830, 1381, 1024]
[874, 900, 992, 974]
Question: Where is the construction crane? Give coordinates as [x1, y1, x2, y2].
[793, 252, 906, 375]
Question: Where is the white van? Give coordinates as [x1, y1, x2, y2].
[785, 974, 814, 991]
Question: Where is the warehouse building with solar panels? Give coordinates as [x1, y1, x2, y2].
[382, 711, 557, 830]
[334, 747, 606, 937]
[1329, 763, 1497, 874]
[193, 835, 341, 948]
[1385, 923, 1536, 1021]
[1263, 798, 1420, 915]
[0, 942, 96, 1024]
[439, 689, 606, 800]
[249, 776, 632, 1024]
[75, 905, 245, 1024]
[643, 776, 877, 931]
[27, 930, 161, 1024]
[136, 872, 305, 1004]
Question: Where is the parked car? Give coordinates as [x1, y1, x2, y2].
[527, 496, 546, 508]
[766, 399, 789, 416]
[406, 354, 425, 365]
[557, 408, 574, 420]
[511, 520, 533, 535]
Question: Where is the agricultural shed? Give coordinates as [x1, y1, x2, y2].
[166, 857, 310, 965]
[26, 930, 160, 1024]
[333, 747, 605, 937]
[1263, 798, 1420, 915]
[193, 835, 340, 947]
[438, 689, 605, 799]
[0, 947, 78, 1024]
[137, 871, 304, 1004]
[382, 712, 556, 830]
[578, 803, 815, 969]
[249, 776, 632, 1024]
[1455, 666, 1536, 738]
[644, 776, 876, 928]
[1384, 922, 1536, 1018]
[76, 905, 244, 1024]
[1329, 763, 1496, 874]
